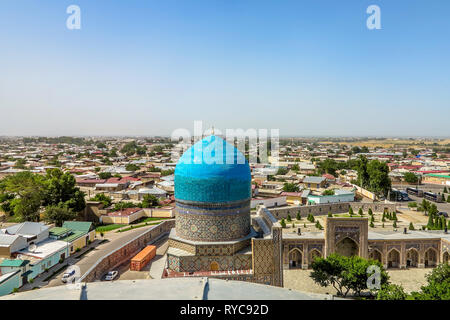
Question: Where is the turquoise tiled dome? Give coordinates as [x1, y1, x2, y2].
[174, 135, 251, 203]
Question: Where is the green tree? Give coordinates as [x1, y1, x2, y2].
[296, 212, 301, 220]
[410, 263, 450, 300]
[282, 183, 299, 192]
[358, 208, 363, 216]
[280, 218, 286, 228]
[349, 207, 354, 216]
[141, 194, 159, 208]
[89, 193, 112, 208]
[376, 284, 407, 300]
[366, 160, 391, 197]
[315, 220, 323, 230]
[287, 214, 292, 222]
[98, 172, 112, 179]
[0, 171, 45, 222]
[368, 208, 373, 216]
[42, 168, 86, 212]
[125, 164, 140, 172]
[409, 222, 415, 230]
[44, 205, 77, 227]
[328, 211, 332, 218]
[276, 167, 288, 175]
[14, 158, 27, 169]
[403, 172, 419, 184]
[322, 189, 335, 196]
[310, 254, 388, 297]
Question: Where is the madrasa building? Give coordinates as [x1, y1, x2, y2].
[164, 135, 450, 287]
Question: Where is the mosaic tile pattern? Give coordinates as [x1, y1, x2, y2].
[168, 253, 253, 272]
[175, 199, 251, 242]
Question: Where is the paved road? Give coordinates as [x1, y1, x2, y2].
[115, 236, 169, 281]
[392, 183, 448, 194]
[40, 224, 162, 289]
[392, 183, 449, 213]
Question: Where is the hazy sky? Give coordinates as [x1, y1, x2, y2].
[1, 0, 449, 137]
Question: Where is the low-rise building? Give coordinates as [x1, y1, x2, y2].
[302, 176, 326, 190]
[101, 208, 145, 224]
[307, 189, 355, 204]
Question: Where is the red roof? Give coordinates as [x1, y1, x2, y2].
[105, 176, 141, 184]
[76, 178, 106, 184]
[322, 174, 336, 180]
[416, 170, 449, 174]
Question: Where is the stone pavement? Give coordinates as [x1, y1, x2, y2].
[283, 267, 431, 295]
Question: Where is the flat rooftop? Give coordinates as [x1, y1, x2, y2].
[0, 278, 337, 300]
[17, 239, 68, 260]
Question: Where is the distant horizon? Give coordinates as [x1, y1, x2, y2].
[1, 134, 450, 140]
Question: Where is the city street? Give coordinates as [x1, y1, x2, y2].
[21, 224, 163, 291]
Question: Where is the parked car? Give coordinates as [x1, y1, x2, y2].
[104, 271, 118, 281]
[438, 212, 449, 218]
[61, 269, 76, 283]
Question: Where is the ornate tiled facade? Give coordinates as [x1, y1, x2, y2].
[167, 253, 253, 273]
[175, 198, 251, 242]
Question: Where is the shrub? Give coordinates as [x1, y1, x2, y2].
[376, 284, 407, 300]
[287, 214, 292, 222]
[408, 202, 417, 208]
[310, 254, 389, 297]
[296, 212, 301, 220]
[368, 208, 373, 216]
[280, 219, 286, 228]
[358, 208, 363, 216]
[410, 263, 450, 300]
[370, 221, 374, 228]
[328, 211, 332, 218]
[409, 222, 415, 230]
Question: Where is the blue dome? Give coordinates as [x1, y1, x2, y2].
[174, 135, 251, 203]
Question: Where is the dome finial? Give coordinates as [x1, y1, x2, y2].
[211, 125, 215, 135]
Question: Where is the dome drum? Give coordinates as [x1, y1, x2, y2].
[175, 199, 251, 242]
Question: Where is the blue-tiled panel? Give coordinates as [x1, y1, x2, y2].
[175, 135, 251, 203]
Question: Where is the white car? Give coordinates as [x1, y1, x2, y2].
[61, 269, 76, 283]
[104, 271, 118, 281]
